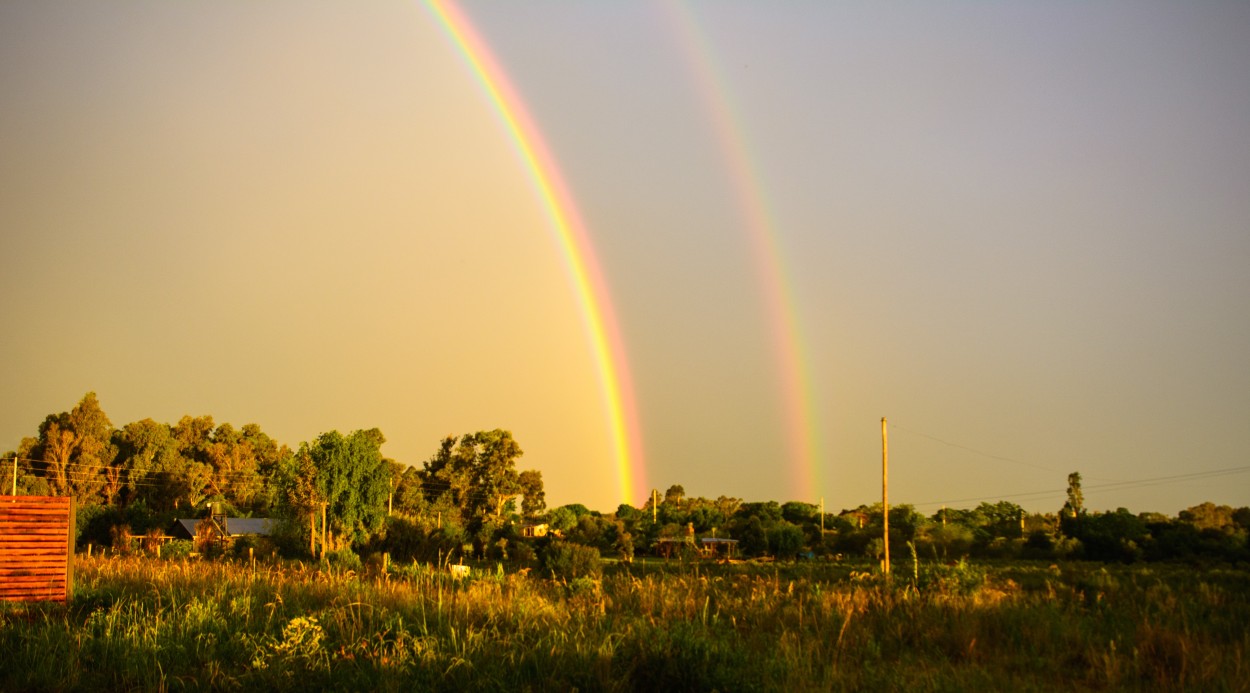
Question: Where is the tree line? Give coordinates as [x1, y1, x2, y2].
[5, 393, 1247, 566]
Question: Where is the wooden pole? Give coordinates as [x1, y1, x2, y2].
[310, 511, 316, 556]
[820, 497, 825, 535]
[652, 489, 658, 524]
[320, 502, 327, 561]
[10, 455, 16, 496]
[882, 417, 890, 575]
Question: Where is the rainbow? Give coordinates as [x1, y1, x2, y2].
[663, 4, 823, 502]
[426, 1, 647, 504]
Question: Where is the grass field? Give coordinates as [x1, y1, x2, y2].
[2, 555, 1247, 691]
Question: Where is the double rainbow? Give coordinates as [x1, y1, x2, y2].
[427, 1, 646, 504]
[663, 4, 823, 501]
[428, 2, 824, 505]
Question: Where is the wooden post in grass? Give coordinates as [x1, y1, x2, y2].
[320, 502, 328, 561]
[882, 417, 890, 575]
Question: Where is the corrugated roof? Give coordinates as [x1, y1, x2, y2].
[169, 517, 275, 538]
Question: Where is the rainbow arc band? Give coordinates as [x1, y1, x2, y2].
[427, 1, 646, 504]
[664, 4, 821, 500]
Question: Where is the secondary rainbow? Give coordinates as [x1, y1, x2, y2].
[425, 1, 646, 505]
[664, 4, 823, 501]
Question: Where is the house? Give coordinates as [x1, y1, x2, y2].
[520, 523, 549, 538]
[169, 517, 276, 542]
[169, 507, 275, 553]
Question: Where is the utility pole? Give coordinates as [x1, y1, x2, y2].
[652, 489, 658, 524]
[882, 417, 890, 575]
[820, 497, 825, 535]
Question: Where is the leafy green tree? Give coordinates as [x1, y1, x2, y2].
[171, 415, 216, 508]
[205, 423, 261, 506]
[306, 429, 391, 546]
[1179, 502, 1237, 531]
[272, 445, 323, 554]
[112, 418, 181, 508]
[781, 501, 818, 526]
[769, 521, 807, 560]
[1063, 471, 1084, 518]
[976, 501, 1026, 538]
[518, 469, 546, 518]
[664, 484, 685, 507]
[392, 465, 427, 517]
[30, 393, 115, 502]
[239, 424, 289, 512]
[421, 430, 524, 521]
[547, 505, 581, 533]
[1078, 508, 1149, 562]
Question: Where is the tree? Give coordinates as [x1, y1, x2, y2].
[31, 393, 115, 502]
[112, 418, 180, 508]
[171, 415, 216, 508]
[1179, 502, 1236, 531]
[664, 484, 685, 507]
[518, 469, 546, 518]
[306, 429, 391, 546]
[1063, 472, 1084, 518]
[769, 521, 807, 561]
[205, 423, 260, 506]
[273, 446, 323, 555]
[420, 430, 535, 523]
[392, 465, 427, 517]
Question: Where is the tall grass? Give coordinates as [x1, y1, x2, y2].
[1, 556, 1246, 691]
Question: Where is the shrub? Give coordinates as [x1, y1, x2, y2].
[539, 541, 601, 580]
[510, 540, 537, 565]
[162, 539, 195, 560]
[325, 547, 362, 572]
[233, 534, 278, 562]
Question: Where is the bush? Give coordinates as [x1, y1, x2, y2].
[162, 539, 195, 560]
[539, 541, 601, 580]
[233, 534, 278, 562]
[510, 540, 537, 565]
[325, 547, 362, 572]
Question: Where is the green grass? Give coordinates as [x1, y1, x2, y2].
[1, 557, 1247, 691]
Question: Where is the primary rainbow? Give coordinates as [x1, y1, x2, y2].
[426, 0, 646, 504]
[664, 4, 823, 502]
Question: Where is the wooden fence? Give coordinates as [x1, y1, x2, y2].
[0, 495, 75, 602]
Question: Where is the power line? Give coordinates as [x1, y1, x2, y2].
[890, 421, 1123, 483]
[910, 465, 1250, 510]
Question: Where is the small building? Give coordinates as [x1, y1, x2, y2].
[170, 515, 275, 552]
[520, 523, 549, 538]
[699, 537, 739, 560]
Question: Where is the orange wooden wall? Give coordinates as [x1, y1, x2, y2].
[0, 496, 74, 602]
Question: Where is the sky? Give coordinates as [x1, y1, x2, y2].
[2, 1, 1248, 516]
